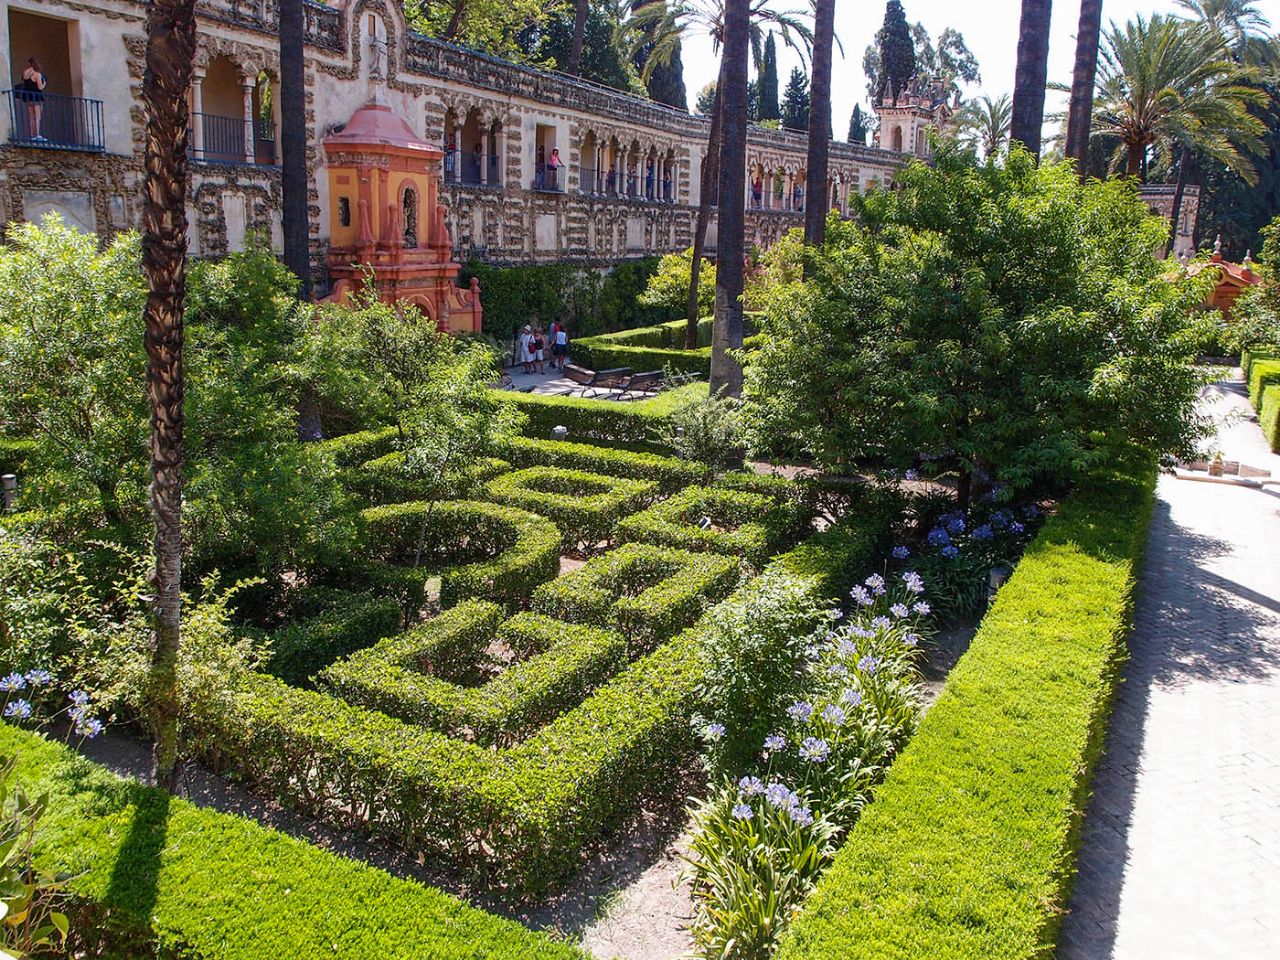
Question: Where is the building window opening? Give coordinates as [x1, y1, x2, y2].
[338, 196, 351, 227]
[402, 188, 418, 248]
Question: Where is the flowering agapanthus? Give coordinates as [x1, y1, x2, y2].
[702, 723, 726, 741]
[74, 717, 104, 739]
[890, 603, 910, 619]
[732, 803, 754, 821]
[870, 616, 892, 632]
[764, 734, 787, 751]
[913, 601, 931, 616]
[69, 704, 89, 722]
[765, 782, 796, 809]
[828, 608, 844, 621]
[739, 775, 765, 796]
[842, 688, 863, 707]
[827, 662, 848, 679]
[904, 469, 920, 481]
[892, 545, 910, 560]
[849, 585, 873, 606]
[865, 574, 886, 595]
[68, 690, 90, 705]
[800, 737, 830, 762]
[941, 545, 960, 559]
[904, 633, 921, 647]
[0, 673, 26, 693]
[23, 669, 51, 687]
[786, 701, 813, 723]
[927, 527, 951, 547]
[945, 515, 966, 535]
[821, 704, 846, 726]
[3, 699, 32, 720]
[902, 572, 925, 594]
[990, 509, 1012, 530]
[1011, 521, 1025, 534]
[857, 655, 881, 676]
[789, 804, 815, 827]
[836, 638, 858, 659]
[972, 524, 994, 542]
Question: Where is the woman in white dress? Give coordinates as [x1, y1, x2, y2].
[519, 325, 534, 373]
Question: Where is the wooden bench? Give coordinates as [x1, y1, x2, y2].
[563, 364, 632, 398]
[617, 370, 665, 400]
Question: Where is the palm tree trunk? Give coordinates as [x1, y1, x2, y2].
[280, 0, 311, 298]
[1064, 0, 1103, 178]
[1168, 142, 1193, 254]
[710, 0, 749, 399]
[804, 0, 835, 249]
[141, 0, 196, 795]
[1125, 140, 1143, 177]
[1011, 0, 1054, 158]
[567, 0, 591, 76]
[687, 63, 726, 350]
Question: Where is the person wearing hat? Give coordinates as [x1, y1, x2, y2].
[519, 325, 534, 374]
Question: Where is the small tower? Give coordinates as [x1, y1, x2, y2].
[321, 102, 482, 333]
[872, 76, 957, 158]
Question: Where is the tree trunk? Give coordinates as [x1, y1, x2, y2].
[1064, 0, 1103, 178]
[1011, 0, 1053, 158]
[804, 0, 835, 250]
[279, 0, 311, 298]
[141, 0, 196, 795]
[1126, 139, 1143, 177]
[687, 60, 727, 350]
[1168, 143, 1193, 255]
[710, 0, 749, 399]
[567, 0, 590, 76]
[444, 1, 467, 41]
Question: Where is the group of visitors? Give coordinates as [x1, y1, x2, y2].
[519, 320, 568, 374]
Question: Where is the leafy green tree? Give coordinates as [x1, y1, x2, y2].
[518, 2, 645, 94]
[744, 146, 1213, 504]
[405, 0, 560, 64]
[695, 80, 719, 116]
[781, 66, 810, 131]
[865, 14, 979, 103]
[868, 0, 916, 103]
[758, 31, 781, 121]
[639, 248, 717, 316]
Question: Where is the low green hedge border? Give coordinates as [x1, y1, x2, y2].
[349, 452, 511, 505]
[533, 542, 742, 655]
[502, 436, 710, 490]
[263, 588, 402, 686]
[571, 342, 712, 377]
[355, 500, 561, 614]
[1241, 346, 1279, 380]
[322, 603, 626, 746]
[498, 382, 707, 448]
[0, 725, 584, 960]
[313, 426, 398, 468]
[618, 486, 811, 568]
[0, 436, 36, 476]
[482, 466, 658, 551]
[199, 507, 890, 896]
[1247, 358, 1280, 411]
[775, 453, 1157, 960]
[1260, 385, 1280, 453]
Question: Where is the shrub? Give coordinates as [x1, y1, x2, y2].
[349, 451, 510, 505]
[0, 725, 585, 959]
[618, 487, 811, 568]
[1247, 358, 1280, 410]
[499, 382, 707, 448]
[314, 427, 398, 468]
[0, 436, 35, 476]
[482, 467, 657, 550]
[322, 606, 626, 745]
[502, 436, 711, 490]
[354, 500, 561, 614]
[775, 453, 1157, 960]
[655, 395, 749, 472]
[263, 589, 402, 686]
[1260, 385, 1280, 453]
[533, 543, 742, 655]
[638, 249, 717, 318]
[571, 342, 711, 377]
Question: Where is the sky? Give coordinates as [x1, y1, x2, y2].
[680, 0, 1193, 136]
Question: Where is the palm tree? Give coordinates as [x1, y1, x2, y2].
[1092, 15, 1266, 243]
[630, 0, 813, 348]
[141, 0, 197, 793]
[804, 0, 835, 247]
[958, 94, 1013, 159]
[1175, 0, 1276, 65]
[280, 0, 310, 297]
[712, 0, 750, 397]
[568, 0, 592, 75]
[1065, 0, 1105, 177]
[1011, 0, 1054, 157]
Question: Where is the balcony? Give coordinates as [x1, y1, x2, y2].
[532, 162, 565, 193]
[5, 90, 104, 152]
[579, 166, 676, 203]
[442, 148, 501, 187]
[190, 113, 276, 165]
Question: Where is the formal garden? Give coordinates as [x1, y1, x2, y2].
[2, 0, 1280, 957]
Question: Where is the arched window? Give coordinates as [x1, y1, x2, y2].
[891, 126, 904, 152]
[403, 187, 418, 248]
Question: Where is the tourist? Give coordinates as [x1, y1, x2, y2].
[471, 140, 483, 183]
[646, 161, 655, 201]
[444, 137, 457, 180]
[752, 176, 763, 208]
[552, 322, 569, 371]
[519, 324, 534, 373]
[662, 171, 672, 203]
[531, 325, 546, 374]
[18, 58, 46, 141]
[547, 148, 562, 191]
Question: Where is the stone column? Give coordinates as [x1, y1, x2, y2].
[190, 69, 205, 158]
[241, 77, 256, 164]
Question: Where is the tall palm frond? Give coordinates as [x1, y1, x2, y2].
[1175, 0, 1280, 70]
[957, 93, 1013, 159]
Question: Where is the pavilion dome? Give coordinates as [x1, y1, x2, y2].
[322, 103, 440, 158]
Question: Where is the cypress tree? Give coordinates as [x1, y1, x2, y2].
[759, 32, 781, 121]
[876, 0, 916, 103]
[849, 104, 869, 144]
[781, 67, 810, 131]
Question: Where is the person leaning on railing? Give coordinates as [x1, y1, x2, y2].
[17, 58, 47, 141]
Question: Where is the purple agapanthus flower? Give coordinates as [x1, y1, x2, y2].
[902, 571, 925, 594]
[892, 545, 910, 560]
[941, 545, 960, 559]
[800, 737, 830, 762]
[732, 803, 753, 821]
[739, 776, 765, 796]
[786, 701, 813, 723]
[3, 699, 32, 720]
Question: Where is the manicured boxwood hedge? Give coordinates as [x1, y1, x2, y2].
[571, 341, 712, 377]
[499, 382, 707, 447]
[618, 486, 811, 567]
[349, 451, 511, 505]
[314, 426, 398, 467]
[322, 604, 626, 745]
[1260, 385, 1280, 453]
[263, 588, 402, 686]
[0, 436, 36, 475]
[534, 542, 742, 654]
[0, 725, 584, 960]
[482, 466, 657, 550]
[355, 500, 561, 614]
[199, 507, 891, 895]
[1247, 358, 1280, 410]
[502, 435, 710, 490]
[775, 453, 1157, 960]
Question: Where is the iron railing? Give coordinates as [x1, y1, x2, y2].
[533, 162, 564, 192]
[443, 148, 502, 187]
[5, 90, 104, 152]
[190, 113, 277, 165]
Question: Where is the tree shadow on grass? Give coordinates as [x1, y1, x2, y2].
[104, 785, 170, 926]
